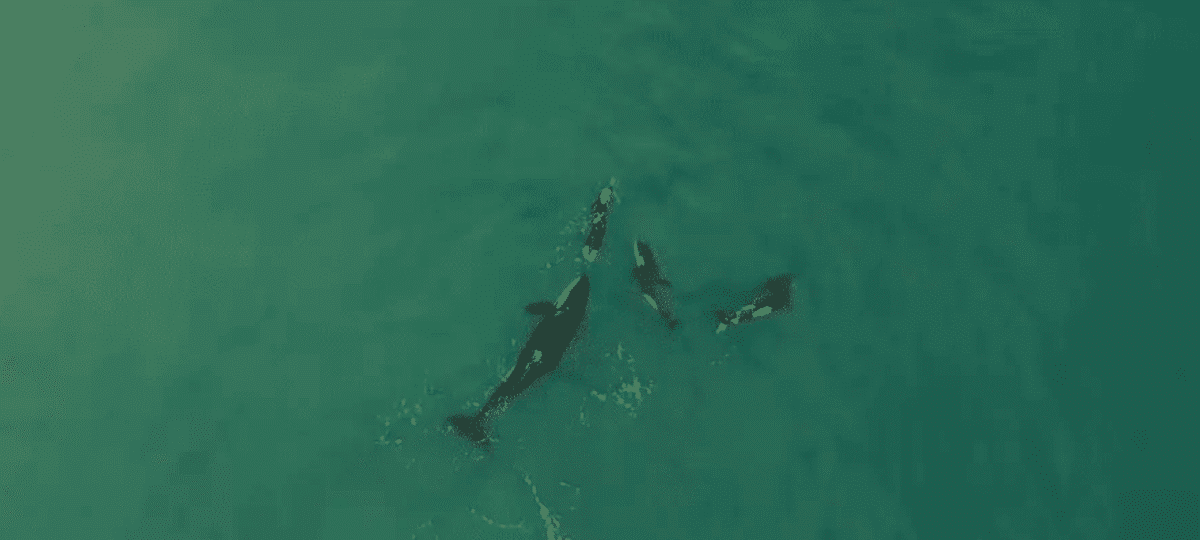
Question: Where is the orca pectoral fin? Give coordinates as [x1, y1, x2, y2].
[525, 301, 556, 316]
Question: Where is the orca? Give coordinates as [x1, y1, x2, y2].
[581, 180, 616, 263]
[447, 274, 591, 449]
[714, 273, 795, 334]
[631, 240, 680, 330]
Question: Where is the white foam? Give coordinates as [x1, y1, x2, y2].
[524, 474, 564, 540]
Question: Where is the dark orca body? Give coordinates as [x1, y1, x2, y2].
[631, 240, 680, 330]
[713, 273, 795, 333]
[447, 274, 591, 449]
[581, 182, 616, 263]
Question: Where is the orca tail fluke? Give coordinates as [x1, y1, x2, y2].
[447, 413, 490, 448]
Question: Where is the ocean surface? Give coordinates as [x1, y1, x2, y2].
[1, 2, 1196, 539]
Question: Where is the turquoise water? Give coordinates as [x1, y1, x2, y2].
[2, 2, 1195, 539]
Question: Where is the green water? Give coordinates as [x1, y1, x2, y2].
[2, 2, 1196, 539]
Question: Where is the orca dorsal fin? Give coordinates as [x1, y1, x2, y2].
[525, 301, 556, 316]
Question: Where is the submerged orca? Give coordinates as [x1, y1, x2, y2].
[581, 180, 616, 263]
[631, 240, 680, 330]
[447, 274, 591, 449]
[714, 273, 795, 333]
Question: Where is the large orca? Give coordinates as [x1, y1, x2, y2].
[447, 274, 591, 449]
[580, 180, 616, 263]
[631, 240, 680, 330]
[714, 273, 795, 333]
